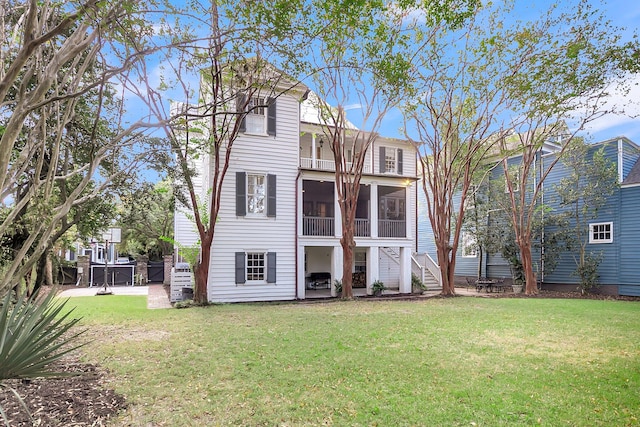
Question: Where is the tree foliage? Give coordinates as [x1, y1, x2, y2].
[0, 0, 164, 295]
[553, 139, 619, 292]
[117, 179, 175, 260]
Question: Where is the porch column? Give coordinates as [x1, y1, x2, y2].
[370, 183, 378, 238]
[334, 183, 342, 238]
[312, 133, 317, 168]
[297, 245, 306, 299]
[331, 244, 343, 297]
[399, 247, 411, 294]
[366, 246, 379, 296]
[405, 185, 411, 239]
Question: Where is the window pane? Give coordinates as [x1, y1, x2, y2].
[385, 149, 396, 173]
[246, 253, 265, 281]
[246, 97, 265, 133]
[247, 174, 265, 214]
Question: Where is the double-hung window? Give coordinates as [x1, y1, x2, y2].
[379, 147, 403, 175]
[246, 252, 265, 281]
[461, 231, 478, 258]
[246, 97, 266, 134]
[236, 94, 277, 136]
[235, 252, 277, 284]
[589, 222, 613, 244]
[247, 174, 265, 215]
[236, 172, 276, 217]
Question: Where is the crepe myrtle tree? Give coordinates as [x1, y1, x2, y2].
[308, 0, 479, 298]
[0, 0, 164, 295]
[126, 0, 312, 304]
[403, 2, 520, 296]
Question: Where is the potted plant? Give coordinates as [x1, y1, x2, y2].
[333, 279, 342, 297]
[512, 279, 524, 294]
[411, 273, 427, 294]
[372, 280, 386, 297]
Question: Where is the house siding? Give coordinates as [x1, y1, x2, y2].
[206, 94, 300, 302]
[619, 185, 640, 295]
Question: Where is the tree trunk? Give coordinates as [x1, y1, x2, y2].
[340, 232, 354, 299]
[436, 244, 456, 296]
[519, 240, 538, 295]
[193, 234, 213, 304]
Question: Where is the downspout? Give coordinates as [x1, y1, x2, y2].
[539, 148, 545, 284]
[415, 155, 419, 253]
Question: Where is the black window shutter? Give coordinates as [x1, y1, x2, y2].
[379, 146, 386, 173]
[236, 93, 246, 133]
[235, 252, 246, 284]
[397, 149, 403, 175]
[267, 252, 276, 283]
[267, 174, 276, 217]
[267, 98, 276, 136]
[236, 172, 246, 216]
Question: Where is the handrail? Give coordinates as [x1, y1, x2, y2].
[423, 252, 442, 288]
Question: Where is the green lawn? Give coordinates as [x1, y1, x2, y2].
[67, 296, 640, 426]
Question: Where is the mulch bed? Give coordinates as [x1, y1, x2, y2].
[484, 289, 640, 301]
[0, 359, 126, 426]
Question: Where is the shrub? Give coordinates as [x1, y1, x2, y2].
[0, 289, 84, 424]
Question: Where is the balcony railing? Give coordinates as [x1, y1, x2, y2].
[378, 219, 406, 238]
[303, 216, 334, 236]
[300, 157, 371, 173]
[354, 218, 370, 237]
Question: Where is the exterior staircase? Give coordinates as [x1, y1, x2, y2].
[379, 248, 442, 291]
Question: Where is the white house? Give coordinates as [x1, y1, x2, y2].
[173, 71, 436, 302]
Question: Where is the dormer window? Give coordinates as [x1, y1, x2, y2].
[379, 147, 403, 175]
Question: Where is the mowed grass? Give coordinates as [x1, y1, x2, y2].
[66, 295, 640, 426]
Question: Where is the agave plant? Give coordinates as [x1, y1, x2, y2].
[0, 289, 85, 425]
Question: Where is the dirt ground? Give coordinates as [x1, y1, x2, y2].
[0, 287, 637, 426]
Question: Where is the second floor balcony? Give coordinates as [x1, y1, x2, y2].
[302, 217, 406, 238]
[300, 157, 372, 173]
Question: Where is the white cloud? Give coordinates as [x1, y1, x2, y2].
[582, 73, 640, 140]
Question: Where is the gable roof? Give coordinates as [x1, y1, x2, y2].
[300, 91, 358, 129]
[623, 156, 640, 185]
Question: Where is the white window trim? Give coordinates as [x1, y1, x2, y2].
[384, 147, 398, 174]
[244, 97, 268, 136]
[461, 231, 478, 258]
[505, 170, 520, 193]
[246, 173, 267, 216]
[589, 222, 613, 244]
[245, 251, 267, 284]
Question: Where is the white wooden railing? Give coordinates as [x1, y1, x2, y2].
[300, 157, 371, 173]
[302, 216, 334, 236]
[354, 219, 370, 237]
[378, 220, 406, 238]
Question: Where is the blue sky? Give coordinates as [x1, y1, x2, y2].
[368, 0, 640, 143]
[127, 0, 640, 148]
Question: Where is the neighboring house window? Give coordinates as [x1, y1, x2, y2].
[247, 174, 266, 214]
[237, 94, 276, 136]
[505, 170, 520, 193]
[379, 147, 404, 175]
[589, 222, 613, 244]
[236, 172, 276, 217]
[235, 252, 277, 284]
[461, 232, 478, 258]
